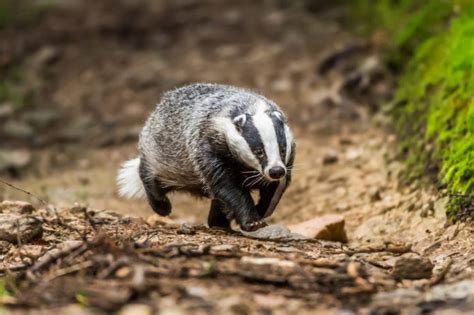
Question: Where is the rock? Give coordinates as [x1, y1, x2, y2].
[369, 187, 382, 201]
[0, 103, 14, 119]
[0, 150, 32, 173]
[23, 109, 60, 128]
[0, 200, 35, 214]
[19, 244, 44, 257]
[322, 150, 339, 164]
[186, 286, 209, 298]
[0, 214, 43, 244]
[0, 240, 11, 254]
[30, 46, 60, 69]
[177, 223, 196, 235]
[3, 120, 34, 140]
[241, 224, 306, 240]
[241, 256, 296, 268]
[390, 253, 433, 280]
[288, 215, 348, 242]
[118, 304, 153, 315]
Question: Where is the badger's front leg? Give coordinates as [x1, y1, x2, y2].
[207, 199, 231, 229]
[199, 155, 266, 231]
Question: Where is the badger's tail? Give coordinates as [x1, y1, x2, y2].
[117, 158, 146, 199]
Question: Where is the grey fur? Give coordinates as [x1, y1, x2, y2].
[120, 83, 296, 231]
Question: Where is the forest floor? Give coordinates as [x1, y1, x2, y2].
[0, 1, 473, 314]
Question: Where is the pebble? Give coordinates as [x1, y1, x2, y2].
[390, 253, 433, 280]
[177, 223, 196, 235]
[0, 103, 14, 119]
[322, 150, 339, 164]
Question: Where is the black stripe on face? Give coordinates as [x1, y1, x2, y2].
[238, 115, 267, 168]
[270, 112, 287, 163]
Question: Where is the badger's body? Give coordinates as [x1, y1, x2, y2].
[118, 83, 295, 231]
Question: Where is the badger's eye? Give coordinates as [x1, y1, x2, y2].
[255, 148, 265, 158]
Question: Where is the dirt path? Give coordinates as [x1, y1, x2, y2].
[1, 1, 473, 314]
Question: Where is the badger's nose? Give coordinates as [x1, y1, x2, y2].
[268, 166, 286, 180]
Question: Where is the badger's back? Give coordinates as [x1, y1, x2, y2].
[138, 84, 256, 188]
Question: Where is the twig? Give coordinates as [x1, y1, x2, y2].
[0, 178, 48, 206]
[42, 260, 94, 282]
[0, 263, 30, 273]
[26, 240, 84, 280]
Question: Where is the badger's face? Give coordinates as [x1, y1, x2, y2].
[214, 100, 294, 182]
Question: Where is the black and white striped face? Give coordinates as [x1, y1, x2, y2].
[213, 100, 294, 181]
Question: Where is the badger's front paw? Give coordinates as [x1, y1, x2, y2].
[241, 219, 267, 232]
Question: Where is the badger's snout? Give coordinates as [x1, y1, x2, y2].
[265, 165, 287, 181]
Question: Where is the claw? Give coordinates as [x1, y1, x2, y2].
[241, 219, 267, 232]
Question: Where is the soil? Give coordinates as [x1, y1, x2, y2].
[0, 1, 473, 314]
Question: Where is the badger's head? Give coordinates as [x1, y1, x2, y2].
[213, 99, 294, 182]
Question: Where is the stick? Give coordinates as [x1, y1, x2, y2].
[0, 178, 48, 206]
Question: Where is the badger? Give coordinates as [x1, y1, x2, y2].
[117, 83, 295, 232]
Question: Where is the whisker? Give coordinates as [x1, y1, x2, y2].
[242, 173, 260, 188]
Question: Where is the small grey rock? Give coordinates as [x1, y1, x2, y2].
[3, 120, 34, 140]
[23, 109, 60, 128]
[241, 224, 306, 240]
[0, 213, 43, 244]
[177, 223, 196, 235]
[0, 103, 14, 119]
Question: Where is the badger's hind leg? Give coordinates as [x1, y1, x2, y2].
[208, 199, 230, 229]
[139, 161, 172, 216]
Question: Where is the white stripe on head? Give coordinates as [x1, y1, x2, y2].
[284, 124, 293, 164]
[211, 116, 261, 171]
[252, 100, 285, 177]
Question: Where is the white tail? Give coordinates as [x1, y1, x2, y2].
[117, 158, 146, 199]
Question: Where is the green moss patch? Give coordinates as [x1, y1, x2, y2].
[353, 1, 474, 220]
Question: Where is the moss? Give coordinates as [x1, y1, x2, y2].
[0, 65, 33, 110]
[352, 1, 474, 220]
[0, 0, 51, 30]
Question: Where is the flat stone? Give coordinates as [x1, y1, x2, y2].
[0, 103, 14, 119]
[0, 213, 43, 244]
[23, 109, 60, 128]
[288, 215, 348, 242]
[390, 253, 433, 280]
[241, 224, 306, 240]
[3, 120, 34, 139]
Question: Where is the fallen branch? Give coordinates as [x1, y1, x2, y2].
[42, 260, 94, 282]
[26, 240, 84, 280]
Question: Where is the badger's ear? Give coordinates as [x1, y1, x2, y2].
[233, 114, 247, 129]
[272, 111, 283, 121]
